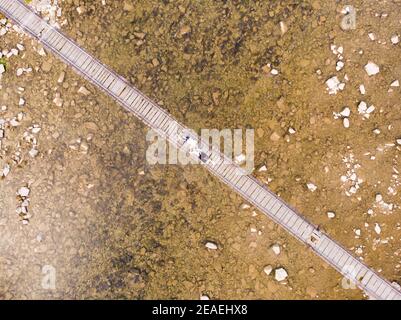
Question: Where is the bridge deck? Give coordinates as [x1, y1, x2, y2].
[1, 0, 400, 300]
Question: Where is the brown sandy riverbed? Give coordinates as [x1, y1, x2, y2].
[1, 0, 400, 299]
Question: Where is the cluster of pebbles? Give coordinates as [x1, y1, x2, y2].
[205, 233, 289, 283]
[16, 186, 31, 224]
[0, 97, 41, 177]
[29, 0, 63, 27]
[0, 19, 24, 79]
[324, 45, 346, 95]
[340, 152, 363, 197]
[1, 13, 42, 228]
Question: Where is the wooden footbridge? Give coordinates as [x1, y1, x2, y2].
[1, 0, 400, 300]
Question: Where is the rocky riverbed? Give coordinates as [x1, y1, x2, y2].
[1, 0, 401, 299]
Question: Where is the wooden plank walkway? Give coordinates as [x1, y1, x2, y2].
[1, 0, 400, 300]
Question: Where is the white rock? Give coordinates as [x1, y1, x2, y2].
[288, 127, 296, 134]
[279, 21, 288, 35]
[240, 203, 251, 210]
[1, 164, 10, 177]
[358, 101, 367, 113]
[258, 165, 267, 172]
[355, 229, 361, 236]
[307, 182, 317, 192]
[205, 241, 218, 250]
[271, 244, 281, 255]
[327, 211, 336, 219]
[396, 138, 401, 145]
[271, 69, 279, 75]
[388, 186, 396, 196]
[0, 64, 5, 74]
[21, 199, 29, 207]
[31, 127, 41, 134]
[340, 107, 351, 117]
[375, 193, 383, 202]
[58, 72, 65, 84]
[326, 76, 343, 95]
[366, 105, 375, 114]
[336, 61, 345, 71]
[10, 118, 20, 127]
[374, 223, 381, 235]
[29, 148, 38, 158]
[274, 268, 288, 282]
[37, 47, 46, 56]
[391, 35, 400, 45]
[263, 265, 273, 276]
[53, 95, 63, 107]
[390, 80, 400, 87]
[17, 186, 30, 197]
[364, 62, 380, 76]
[78, 86, 91, 95]
[200, 295, 210, 300]
[343, 118, 350, 128]
[359, 84, 366, 95]
[368, 33, 376, 41]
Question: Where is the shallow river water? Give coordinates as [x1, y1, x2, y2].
[1, 0, 401, 299]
